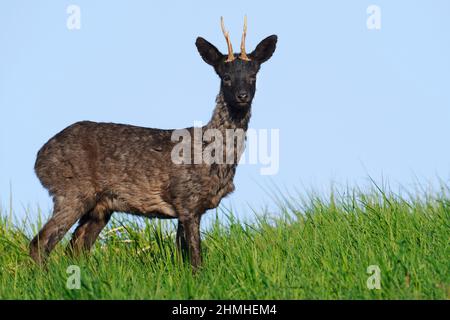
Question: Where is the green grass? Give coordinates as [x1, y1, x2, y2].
[0, 186, 448, 299]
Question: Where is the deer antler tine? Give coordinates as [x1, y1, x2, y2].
[239, 15, 251, 61]
[221, 16, 235, 63]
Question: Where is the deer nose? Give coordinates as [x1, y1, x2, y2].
[237, 91, 249, 102]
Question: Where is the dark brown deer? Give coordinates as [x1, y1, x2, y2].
[30, 17, 277, 270]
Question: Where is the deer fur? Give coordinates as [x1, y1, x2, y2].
[30, 20, 277, 270]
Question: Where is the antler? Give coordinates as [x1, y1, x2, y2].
[239, 15, 251, 61]
[221, 17, 235, 63]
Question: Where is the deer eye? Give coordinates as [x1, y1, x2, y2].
[249, 75, 256, 83]
[222, 75, 231, 83]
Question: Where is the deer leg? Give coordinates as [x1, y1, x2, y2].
[67, 206, 112, 256]
[176, 221, 188, 259]
[30, 195, 90, 265]
[178, 214, 202, 270]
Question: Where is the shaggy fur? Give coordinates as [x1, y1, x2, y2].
[30, 33, 277, 269]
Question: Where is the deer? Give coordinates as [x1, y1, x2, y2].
[30, 17, 277, 270]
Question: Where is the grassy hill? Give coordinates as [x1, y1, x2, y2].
[0, 186, 448, 299]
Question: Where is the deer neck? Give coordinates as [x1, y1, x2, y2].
[205, 92, 252, 133]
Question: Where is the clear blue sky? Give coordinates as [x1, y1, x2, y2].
[1, 1, 449, 220]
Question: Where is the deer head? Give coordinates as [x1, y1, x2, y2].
[196, 17, 277, 109]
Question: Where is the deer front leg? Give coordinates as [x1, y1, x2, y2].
[177, 214, 202, 270]
[176, 221, 188, 258]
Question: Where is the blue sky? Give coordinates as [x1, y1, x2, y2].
[1, 1, 449, 220]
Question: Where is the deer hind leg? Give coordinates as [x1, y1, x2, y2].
[67, 204, 112, 256]
[30, 195, 91, 265]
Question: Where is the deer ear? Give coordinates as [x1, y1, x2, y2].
[196, 37, 223, 66]
[250, 35, 278, 64]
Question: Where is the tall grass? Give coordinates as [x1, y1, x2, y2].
[0, 186, 448, 299]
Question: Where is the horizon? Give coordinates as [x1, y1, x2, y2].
[1, 1, 449, 221]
